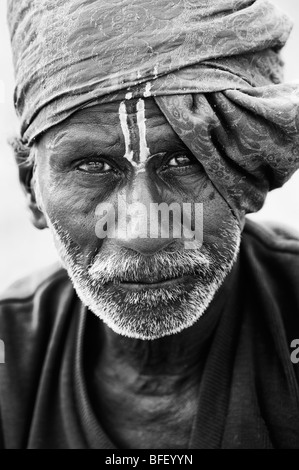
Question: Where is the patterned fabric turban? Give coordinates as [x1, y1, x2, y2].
[7, 0, 299, 223]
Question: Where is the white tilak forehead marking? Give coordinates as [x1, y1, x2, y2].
[135, 166, 146, 173]
[144, 82, 152, 97]
[118, 101, 134, 163]
[136, 98, 150, 163]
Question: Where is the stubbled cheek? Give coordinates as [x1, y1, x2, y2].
[181, 177, 238, 245]
[39, 180, 100, 252]
[147, 173, 236, 248]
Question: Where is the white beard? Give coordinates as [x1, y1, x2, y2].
[44, 211, 241, 340]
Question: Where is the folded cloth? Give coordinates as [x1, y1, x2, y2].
[7, 0, 299, 222]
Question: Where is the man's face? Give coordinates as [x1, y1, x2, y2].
[33, 97, 241, 339]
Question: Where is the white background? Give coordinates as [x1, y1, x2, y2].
[0, 0, 299, 292]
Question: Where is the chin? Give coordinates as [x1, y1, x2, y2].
[69, 273, 228, 340]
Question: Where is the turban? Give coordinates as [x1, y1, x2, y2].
[7, 0, 299, 224]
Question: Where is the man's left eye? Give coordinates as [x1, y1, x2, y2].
[76, 160, 113, 173]
[167, 154, 193, 168]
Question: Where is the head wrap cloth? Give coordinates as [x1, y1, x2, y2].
[7, 0, 299, 224]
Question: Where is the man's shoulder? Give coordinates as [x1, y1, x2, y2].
[241, 217, 299, 299]
[0, 262, 69, 304]
[0, 263, 72, 335]
[242, 218, 299, 337]
[241, 218, 299, 294]
[243, 217, 299, 257]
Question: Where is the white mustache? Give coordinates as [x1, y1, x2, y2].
[88, 248, 211, 284]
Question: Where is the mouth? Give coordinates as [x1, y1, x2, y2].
[108, 274, 196, 292]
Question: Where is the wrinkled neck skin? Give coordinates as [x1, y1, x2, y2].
[91, 318, 213, 449]
[90, 272, 232, 449]
[94, 271, 230, 392]
[100, 319, 209, 384]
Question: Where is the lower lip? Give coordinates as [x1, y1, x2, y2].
[111, 275, 196, 292]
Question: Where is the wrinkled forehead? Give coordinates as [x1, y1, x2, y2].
[38, 97, 180, 164]
[69, 97, 164, 125]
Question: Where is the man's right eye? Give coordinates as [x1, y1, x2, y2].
[76, 160, 113, 174]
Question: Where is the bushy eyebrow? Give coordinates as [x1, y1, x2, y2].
[46, 128, 122, 156]
[43, 115, 188, 168]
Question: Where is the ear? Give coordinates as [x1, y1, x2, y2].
[10, 137, 48, 230]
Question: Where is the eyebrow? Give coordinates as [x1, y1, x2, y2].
[47, 128, 121, 155]
[45, 121, 189, 166]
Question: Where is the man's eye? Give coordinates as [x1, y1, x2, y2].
[167, 154, 193, 168]
[76, 160, 113, 174]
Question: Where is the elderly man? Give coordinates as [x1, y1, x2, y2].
[1, 0, 299, 449]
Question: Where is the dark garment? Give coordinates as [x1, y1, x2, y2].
[0, 219, 299, 449]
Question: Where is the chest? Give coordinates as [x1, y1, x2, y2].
[94, 380, 199, 449]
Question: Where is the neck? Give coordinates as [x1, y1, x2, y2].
[87, 261, 239, 396]
[93, 269, 233, 385]
[100, 312, 218, 378]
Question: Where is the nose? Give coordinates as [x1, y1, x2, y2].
[112, 171, 175, 255]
